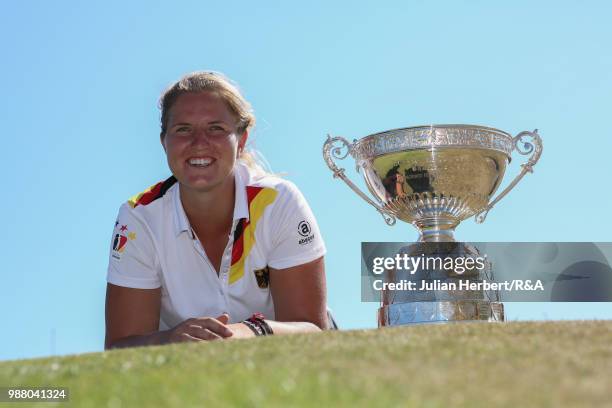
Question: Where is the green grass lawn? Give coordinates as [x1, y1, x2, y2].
[1, 321, 610, 407]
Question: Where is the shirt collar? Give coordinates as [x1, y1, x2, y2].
[233, 161, 250, 222]
[172, 162, 251, 237]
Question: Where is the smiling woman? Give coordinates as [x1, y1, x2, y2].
[104, 72, 334, 349]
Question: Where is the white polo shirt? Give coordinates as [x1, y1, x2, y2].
[106, 162, 326, 330]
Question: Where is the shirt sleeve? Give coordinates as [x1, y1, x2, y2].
[266, 181, 326, 269]
[106, 203, 161, 289]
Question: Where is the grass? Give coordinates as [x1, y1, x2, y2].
[0, 321, 610, 407]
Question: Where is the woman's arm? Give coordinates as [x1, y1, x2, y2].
[220, 256, 327, 338]
[105, 284, 236, 348]
[105, 283, 164, 349]
[268, 256, 328, 331]
[106, 255, 328, 347]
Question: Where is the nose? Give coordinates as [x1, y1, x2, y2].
[191, 126, 212, 147]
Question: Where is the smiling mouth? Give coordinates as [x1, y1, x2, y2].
[188, 157, 215, 167]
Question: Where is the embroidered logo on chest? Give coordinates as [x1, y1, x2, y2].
[253, 266, 270, 289]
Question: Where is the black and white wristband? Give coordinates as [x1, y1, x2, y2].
[242, 319, 265, 336]
[242, 312, 273, 336]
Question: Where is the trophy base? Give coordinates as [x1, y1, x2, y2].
[378, 300, 504, 327]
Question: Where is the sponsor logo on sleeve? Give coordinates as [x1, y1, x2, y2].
[112, 221, 136, 260]
[298, 220, 315, 245]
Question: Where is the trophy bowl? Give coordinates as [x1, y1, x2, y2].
[323, 124, 542, 242]
[323, 124, 543, 326]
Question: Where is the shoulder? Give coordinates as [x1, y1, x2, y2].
[245, 173, 326, 266]
[246, 173, 306, 209]
[116, 176, 178, 230]
[127, 176, 177, 209]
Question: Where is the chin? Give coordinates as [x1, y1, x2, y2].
[173, 163, 235, 194]
[182, 179, 223, 193]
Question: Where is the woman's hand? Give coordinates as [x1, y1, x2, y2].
[165, 313, 234, 343]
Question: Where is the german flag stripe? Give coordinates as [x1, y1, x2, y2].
[229, 186, 278, 284]
[128, 176, 177, 208]
[231, 218, 246, 265]
[231, 186, 263, 265]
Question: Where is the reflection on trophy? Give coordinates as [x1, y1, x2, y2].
[323, 125, 543, 326]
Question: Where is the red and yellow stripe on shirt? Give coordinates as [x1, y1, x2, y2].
[127, 177, 177, 208]
[128, 182, 164, 208]
[229, 186, 278, 284]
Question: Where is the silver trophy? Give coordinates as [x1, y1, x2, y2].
[323, 125, 543, 326]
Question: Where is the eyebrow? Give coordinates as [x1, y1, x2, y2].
[170, 120, 229, 127]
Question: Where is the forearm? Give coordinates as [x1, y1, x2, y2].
[105, 330, 170, 350]
[229, 320, 322, 337]
[266, 320, 323, 335]
[106, 320, 323, 347]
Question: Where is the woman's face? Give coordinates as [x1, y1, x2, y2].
[161, 91, 247, 194]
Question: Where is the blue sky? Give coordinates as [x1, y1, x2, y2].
[1, 0, 611, 361]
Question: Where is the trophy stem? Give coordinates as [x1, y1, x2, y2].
[415, 219, 458, 242]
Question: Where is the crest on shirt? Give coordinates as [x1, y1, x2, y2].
[111, 221, 136, 260]
[253, 266, 270, 289]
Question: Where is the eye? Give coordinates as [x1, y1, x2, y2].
[208, 125, 229, 136]
[172, 126, 192, 136]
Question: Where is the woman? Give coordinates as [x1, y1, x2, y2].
[105, 72, 329, 348]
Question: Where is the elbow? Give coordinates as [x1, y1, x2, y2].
[302, 313, 331, 331]
[310, 319, 327, 331]
[104, 334, 122, 350]
[104, 338, 115, 351]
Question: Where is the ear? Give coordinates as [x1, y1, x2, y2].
[237, 130, 249, 155]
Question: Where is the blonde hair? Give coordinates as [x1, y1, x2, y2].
[159, 71, 269, 175]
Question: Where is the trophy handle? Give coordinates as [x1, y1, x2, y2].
[475, 129, 543, 223]
[323, 135, 397, 226]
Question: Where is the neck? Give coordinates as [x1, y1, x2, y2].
[179, 176, 236, 235]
